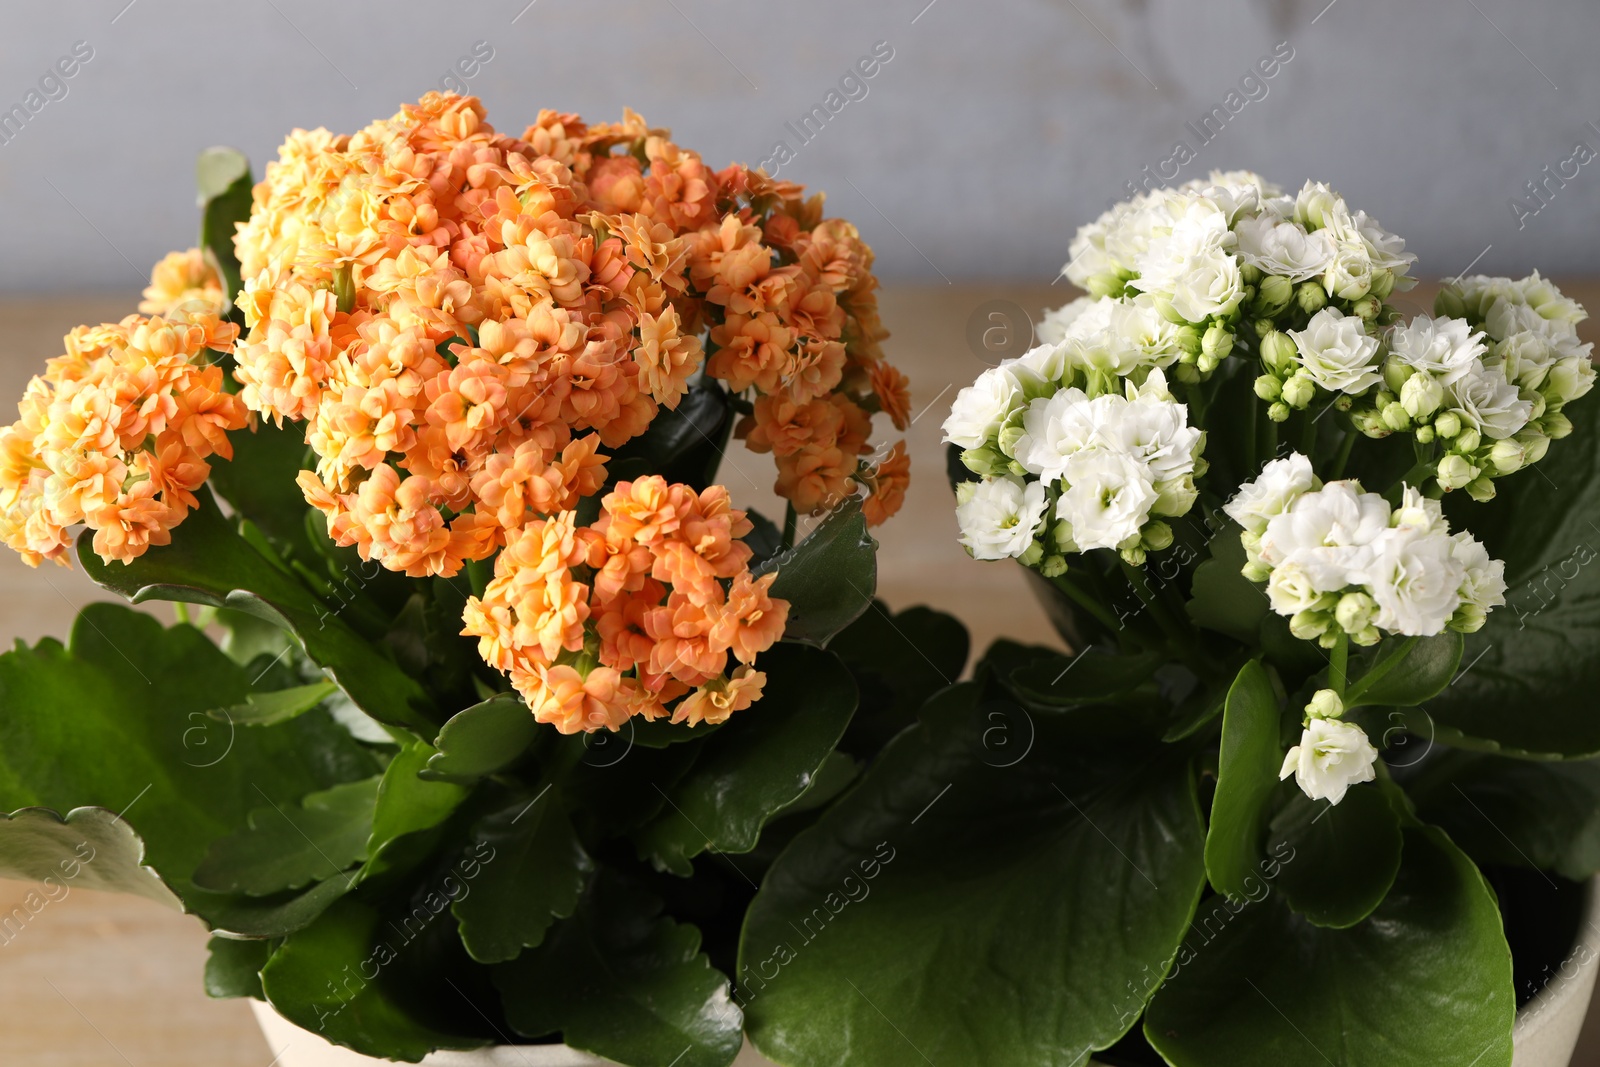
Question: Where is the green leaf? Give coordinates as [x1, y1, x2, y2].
[606, 383, 731, 490]
[1429, 393, 1600, 755]
[453, 789, 590, 964]
[1004, 649, 1164, 708]
[1346, 632, 1462, 709]
[495, 872, 743, 1067]
[365, 743, 469, 878]
[207, 418, 318, 565]
[1205, 660, 1284, 902]
[422, 695, 538, 784]
[1145, 826, 1513, 1067]
[756, 498, 877, 646]
[261, 895, 491, 1062]
[1187, 526, 1269, 642]
[1416, 754, 1600, 881]
[200, 877, 356, 940]
[0, 603, 376, 931]
[633, 643, 856, 875]
[740, 683, 1207, 1067]
[78, 490, 436, 734]
[193, 777, 379, 896]
[1267, 785, 1403, 927]
[0, 805, 182, 909]
[195, 146, 252, 309]
[829, 602, 969, 757]
[213, 681, 337, 727]
[205, 935, 271, 999]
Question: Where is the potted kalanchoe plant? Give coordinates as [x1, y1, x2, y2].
[0, 93, 923, 1067]
[732, 171, 1600, 1067]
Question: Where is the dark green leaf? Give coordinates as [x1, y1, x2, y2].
[207, 419, 318, 564]
[830, 601, 968, 756]
[212, 681, 337, 727]
[193, 777, 379, 896]
[633, 643, 856, 875]
[0, 805, 182, 909]
[1145, 827, 1513, 1067]
[1346, 632, 1462, 709]
[607, 383, 731, 490]
[261, 895, 491, 1062]
[756, 498, 877, 646]
[200, 877, 355, 940]
[767, 751, 860, 821]
[78, 490, 436, 733]
[452, 789, 590, 963]
[362, 742, 470, 880]
[195, 146, 252, 309]
[1005, 649, 1164, 708]
[1417, 754, 1600, 881]
[1187, 527, 1269, 642]
[1267, 785, 1403, 927]
[1205, 660, 1283, 902]
[1430, 393, 1600, 755]
[205, 935, 271, 999]
[740, 683, 1206, 1067]
[423, 696, 538, 783]
[495, 872, 743, 1067]
[0, 603, 376, 932]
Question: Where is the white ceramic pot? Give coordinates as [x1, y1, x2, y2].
[252, 877, 1600, 1067]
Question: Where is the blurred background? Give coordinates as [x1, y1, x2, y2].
[3, 1, 1600, 1063]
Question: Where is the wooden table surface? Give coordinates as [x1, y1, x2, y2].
[1, 284, 1597, 1063]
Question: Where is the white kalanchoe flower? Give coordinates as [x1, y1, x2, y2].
[1288, 308, 1382, 394]
[1056, 450, 1157, 551]
[955, 477, 1049, 560]
[1451, 532, 1508, 632]
[1446, 362, 1533, 441]
[943, 365, 1022, 449]
[1281, 717, 1378, 805]
[1387, 315, 1486, 386]
[1234, 214, 1336, 282]
[1013, 387, 1102, 481]
[1365, 523, 1465, 637]
[1037, 296, 1097, 346]
[1222, 452, 1318, 535]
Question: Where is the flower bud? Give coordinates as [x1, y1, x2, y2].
[1254, 317, 1276, 341]
[1256, 274, 1295, 315]
[1254, 374, 1283, 401]
[1039, 554, 1068, 578]
[1268, 401, 1291, 422]
[1351, 295, 1382, 321]
[1369, 269, 1396, 300]
[1087, 273, 1125, 299]
[960, 447, 1008, 477]
[1434, 411, 1462, 439]
[1052, 520, 1077, 552]
[1018, 541, 1044, 567]
[1352, 625, 1381, 647]
[1260, 331, 1299, 373]
[1306, 688, 1345, 721]
[1436, 453, 1479, 490]
[1488, 438, 1525, 474]
[1351, 408, 1390, 437]
[1519, 431, 1551, 464]
[1335, 592, 1377, 634]
[1296, 282, 1328, 315]
[1456, 427, 1481, 453]
[1143, 520, 1174, 552]
[1149, 294, 1184, 324]
[1400, 372, 1443, 419]
[1202, 323, 1235, 362]
[1465, 476, 1497, 503]
[996, 425, 1027, 459]
[1173, 325, 1203, 355]
[1120, 545, 1147, 567]
[1415, 425, 1435, 444]
[1382, 356, 1411, 395]
[1433, 285, 1466, 320]
[1449, 605, 1488, 634]
[1544, 411, 1574, 439]
[1290, 609, 1330, 642]
[1240, 263, 1262, 286]
[1381, 402, 1411, 432]
[1281, 373, 1316, 409]
[1174, 362, 1201, 384]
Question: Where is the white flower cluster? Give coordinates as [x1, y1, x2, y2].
[1279, 689, 1378, 805]
[950, 367, 1204, 569]
[1224, 453, 1507, 645]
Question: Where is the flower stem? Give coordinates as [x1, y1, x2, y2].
[1331, 428, 1357, 480]
[1049, 570, 1142, 649]
[781, 503, 797, 551]
[1345, 635, 1419, 707]
[1330, 631, 1349, 697]
[1118, 559, 1212, 678]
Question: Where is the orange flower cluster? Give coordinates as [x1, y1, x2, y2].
[0, 313, 244, 566]
[231, 93, 909, 580]
[462, 475, 788, 733]
[139, 248, 226, 318]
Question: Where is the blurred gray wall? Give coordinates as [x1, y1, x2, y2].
[1, 0, 1598, 291]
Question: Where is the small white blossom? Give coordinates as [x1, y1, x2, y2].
[956, 477, 1049, 560]
[1446, 362, 1533, 441]
[943, 366, 1022, 449]
[1388, 315, 1486, 386]
[1289, 308, 1382, 394]
[1057, 451, 1158, 551]
[1281, 718, 1378, 805]
[1223, 452, 1318, 535]
[1234, 215, 1336, 282]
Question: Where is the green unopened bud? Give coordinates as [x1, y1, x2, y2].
[1148, 294, 1183, 324]
[1519, 431, 1551, 464]
[1173, 325, 1203, 355]
[1018, 541, 1044, 567]
[1268, 401, 1291, 422]
[996, 425, 1026, 459]
[1456, 427, 1481, 453]
[1120, 545, 1147, 567]
[1281, 373, 1316, 409]
[1352, 295, 1382, 321]
[1450, 605, 1487, 634]
[1052, 520, 1076, 551]
[1544, 412, 1574, 439]
[1254, 374, 1283, 401]
[1488, 437, 1526, 474]
[1382, 356, 1411, 394]
[1433, 285, 1466, 320]
[960, 446, 1008, 477]
[1039, 555, 1068, 578]
[1306, 688, 1345, 721]
[1196, 352, 1221, 375]
[1290, 609, 1330, 642]
[1435, 411, 1462, 439]
[1465, 476, 1497, 503]
[1415, 425, 1435, 444]
[1295, 281, 1328, 315]
[1352, 625, 1382, 647]
[1254, 317, 1276, 341]
[1437, 453, 1479, 490]
[1257, 274, 1294, 315]
[1400, 372, 1443, 419]
[1529, 392, 1548, 420]
[1173, 362, 1201, 384]
[1142, 521, 1174, 552]
[1352, 408, 1390, 437]
[333, 265, 356, 314]
[1239, 263, 1262, 286]
[1381, 402, 1411, 432]
[1369, 269, 1396, 300]
[1260, 330, 1298, 373]
[1335, 592, 1377, 634]
[1202, 323, 1235, 362]
[1087, 273, 1125, 299]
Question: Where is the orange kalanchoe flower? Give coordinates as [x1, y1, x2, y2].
[461, 474, 789, 734]
[0, 313, 245, 567]
[139, 248, 226, 318]
[223, 92, 909, 580]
